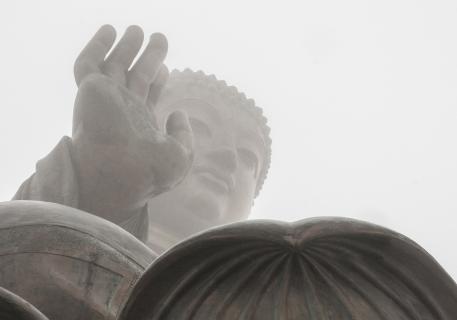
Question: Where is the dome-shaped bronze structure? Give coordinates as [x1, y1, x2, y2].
[119, 217, 457, 320]
[0, 201, 156, 320]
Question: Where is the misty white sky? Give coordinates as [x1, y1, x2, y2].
[1, 1, 456, 280]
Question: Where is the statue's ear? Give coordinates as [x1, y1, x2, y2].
[118, 217, 457, 320]
[0, 287, 49, 320]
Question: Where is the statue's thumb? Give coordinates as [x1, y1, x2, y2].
[166, 110, 193, 154]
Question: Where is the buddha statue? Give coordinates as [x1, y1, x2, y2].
[2, 25, 456, 319]
[13, 25, 272, 256]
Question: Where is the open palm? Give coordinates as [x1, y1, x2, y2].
[71, 25, 193, 222]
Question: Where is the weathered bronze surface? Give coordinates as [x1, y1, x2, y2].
[119, 217, 457, 319]
[0, 201, 155, 320]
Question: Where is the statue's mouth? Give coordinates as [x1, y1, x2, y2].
[192, 165, 234, 194]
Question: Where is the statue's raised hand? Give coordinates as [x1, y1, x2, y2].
[71, 25, 193, 223]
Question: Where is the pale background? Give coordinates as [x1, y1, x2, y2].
[1, 1, 456, 280]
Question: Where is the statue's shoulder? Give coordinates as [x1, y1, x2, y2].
[12, 136, 79, 207]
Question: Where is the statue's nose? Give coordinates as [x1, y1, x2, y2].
[207, 147, 238, 173]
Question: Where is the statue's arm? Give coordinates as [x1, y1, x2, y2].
[69, 25, 193, 236]
[12, 26, 193, 243]
[12, 136, 150, 241]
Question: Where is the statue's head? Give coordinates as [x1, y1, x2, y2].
[148, 69, 271, 249]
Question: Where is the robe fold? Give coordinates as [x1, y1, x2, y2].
[12, 136, 149, 242]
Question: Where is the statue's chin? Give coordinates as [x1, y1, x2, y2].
[186, 193, 223, 224]
[146, 200, 218, 244]
[147, 174, 231, 241]
[174, 174, 228, 223]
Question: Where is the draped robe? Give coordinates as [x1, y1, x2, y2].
[13, 137, 149, 243]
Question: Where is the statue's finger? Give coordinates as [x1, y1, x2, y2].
[74, 25, 116, 85]
[127, 33, 167, 100]
[166, 110, 193, 154]
[147, 64, 169, 110]
[102, 25, 144, 84]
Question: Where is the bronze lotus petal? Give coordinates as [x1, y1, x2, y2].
[119, 217, 457, 320]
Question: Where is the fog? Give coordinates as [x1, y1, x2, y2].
[1, 0, 456, 279]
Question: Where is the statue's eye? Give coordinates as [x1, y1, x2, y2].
[237, 148, 259, 175]
[189, 118, 212, 139]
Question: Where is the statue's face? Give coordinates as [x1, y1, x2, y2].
[150, 98, 266, 238]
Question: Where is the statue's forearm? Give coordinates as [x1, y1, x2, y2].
[14, 136, 149, 242]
